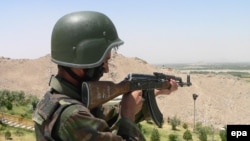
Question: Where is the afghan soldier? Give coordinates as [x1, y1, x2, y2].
[32, 11, 178, 141]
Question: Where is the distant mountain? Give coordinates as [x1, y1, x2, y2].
[1, 53, 250, 129]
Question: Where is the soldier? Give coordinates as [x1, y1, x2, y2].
[32, 11, 178, 141]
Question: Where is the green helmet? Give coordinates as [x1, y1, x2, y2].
[51, 11, 124, 68]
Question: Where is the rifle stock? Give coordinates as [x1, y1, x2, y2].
[81, 81, 129, 109]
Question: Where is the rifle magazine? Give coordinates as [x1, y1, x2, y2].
[143, 90, 163, 128]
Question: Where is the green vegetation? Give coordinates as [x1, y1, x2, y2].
[5, 130, 11, 140]
[219, 126, 227, 141]
[159, 62, 250, 70]
[0, 90, 39, 118]
[0, 90, 38, 140]
[158, 62, 250, 83]
[190, 71, 250, 82]
[140, 120, 221, 141]
[183, 129, 192, 141]
[150, 128, 160, 141]
[0, 123, 35, 140]
[169, 115, 181, 130]
[169, 133, 178, 141]
[224, 72, 250, 82]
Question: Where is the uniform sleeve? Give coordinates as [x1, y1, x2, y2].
[54, 104, 125, 141]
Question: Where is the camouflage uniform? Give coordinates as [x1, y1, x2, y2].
[33, 75, 150, 141]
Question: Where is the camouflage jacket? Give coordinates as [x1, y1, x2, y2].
[33, 75, 149, 141]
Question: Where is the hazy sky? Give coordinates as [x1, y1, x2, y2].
[1, 1, 250, 64]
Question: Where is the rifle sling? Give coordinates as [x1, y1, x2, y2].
[143, 90, 163, 127]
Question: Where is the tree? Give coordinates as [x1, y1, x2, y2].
[169, 115, 181, 130]
[183, 129, 192, 141]
[5, 130, 12, 140]
[15, 129, 24, 136]
[182, 122, 188, 129]
[30, 95, 39, 110]
[16, 91, 25, 105]
[169, 134, 178, 141]
[219, 126, 227, 141]
[5, 101, 13, 110]
[150, 128, 160, 141]
[195, 122, 203, 132]
[198, 128, 207, 141]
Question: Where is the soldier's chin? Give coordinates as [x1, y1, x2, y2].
[91, 73, 103, 81]
[96, 74, 103, 81]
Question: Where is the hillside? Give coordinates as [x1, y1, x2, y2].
[0, 52, 250, 129]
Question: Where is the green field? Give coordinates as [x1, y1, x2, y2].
[157, 62, 250, 82]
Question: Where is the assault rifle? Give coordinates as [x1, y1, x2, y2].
[81, 72, 192, 127]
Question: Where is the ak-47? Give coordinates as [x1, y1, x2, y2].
[81, 72, 192, 127]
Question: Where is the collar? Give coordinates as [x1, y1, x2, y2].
[49, 75, 82, 101]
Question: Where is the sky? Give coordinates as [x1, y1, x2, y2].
[1, 1, 250, 64]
